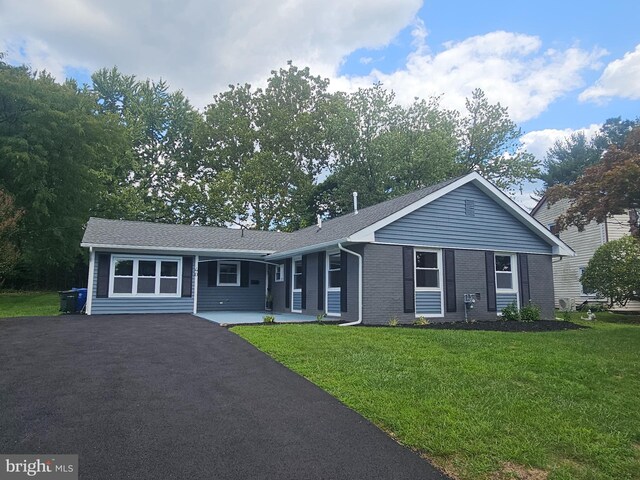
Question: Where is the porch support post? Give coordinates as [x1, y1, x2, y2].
[86, 247, 95, 315]
[193, 255, 199, 314]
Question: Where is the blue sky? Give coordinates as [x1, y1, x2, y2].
[1, 0, 639, 206]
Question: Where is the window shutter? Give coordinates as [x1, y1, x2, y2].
[96, 253, 111, 298]
[285, 259, 291, 308]
[181, 256, 193, 297]
[207, 261, 218, 287]
[317, 252, 325, 310]
[340, 250, 348, 312]
[444, 249, 456, 312]
[518, 253, 531, 305]
[402, 247, 415, 313]
[485, 251, 497, 312]
[240, 261, 249, 287]
[301, 255, 307, 309]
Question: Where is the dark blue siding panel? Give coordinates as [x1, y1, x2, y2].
[375, 183, 552, 254]
[292, 291, 302, 311]
[197, 260, 266, 311]
[497, 293, 518, 311]
[415, 291, 442, 315]
[327, 291, 340, 315]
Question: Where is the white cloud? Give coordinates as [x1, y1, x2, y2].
[335, 32, 606, 123]
[0, 0, 421, 107]
[580, 44, 640, 102]
[520, 124, 601, 161]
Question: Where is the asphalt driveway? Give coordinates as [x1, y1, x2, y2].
[0, 314, 447, 479]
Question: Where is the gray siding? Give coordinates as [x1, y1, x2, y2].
[497, 293, 518, 311]
[362, 244, 415, 324]
[361, 245, 556, 324]
[375, 183, 552, 254]
[197, 261, 266, 311]
[302, 252, 321, 316]
[415, 291, 442, 315]
[527, 254, 555, 320]
[90, 253, 194, 314]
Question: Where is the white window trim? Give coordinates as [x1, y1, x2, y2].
[494, 253, 519, 295]
[325, 250, 341, 317]
[110, 255, 182, 298]
[414, 248, 444, 317]
[275, 264, 284, 282]
[217, 260, 241, 287]
[292, 256, 302, 313]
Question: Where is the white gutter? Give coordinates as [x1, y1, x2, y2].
[338, 243, 363, 327]
[86, 247, 95, 315]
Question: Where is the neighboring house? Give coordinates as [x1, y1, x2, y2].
[532, 196, 638, 311]
[81, 172, 573, 323]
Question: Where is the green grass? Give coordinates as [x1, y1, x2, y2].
[233, 318, 640, 479]
[0, 291, 60, 318]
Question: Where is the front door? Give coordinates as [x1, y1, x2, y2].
[292, 257, 302, 313]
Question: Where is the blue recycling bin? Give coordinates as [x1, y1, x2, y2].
[73, 288, 88, 313]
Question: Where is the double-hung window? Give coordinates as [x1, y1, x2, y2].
[415, 250, 440, 289]
[495, 254, 517, 291]
[111, 256, 181, 296]
[327, 253, 341, 289]
[218, 261, 240, 286]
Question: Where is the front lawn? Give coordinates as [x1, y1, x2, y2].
[233, 319, 640, 479]
[0, 291, 60, 318]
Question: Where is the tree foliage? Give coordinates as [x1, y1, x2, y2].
[540, 117, 640, 189]
[457, 89, 539, 193]
[581, 236, 640, 307]
[92, 67, 203, 223]
[0, 60, 126, 288]
[0, 189, 23, 286]
[547, 127, 640, 237]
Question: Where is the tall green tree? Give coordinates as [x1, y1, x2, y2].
[539, 132, 602, 188]
[317, 86, 460, 216]
[457, 88, 539, 192]
[91, 67, 203, 224]
[202, 63, 334, 230]
[0, 60, 126, 288]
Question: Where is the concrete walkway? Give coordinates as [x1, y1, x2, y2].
[196, 310, 318, 325]
[0, 314, 448, 480]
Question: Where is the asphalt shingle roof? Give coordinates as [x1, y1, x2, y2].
[82, 175, 463, 255]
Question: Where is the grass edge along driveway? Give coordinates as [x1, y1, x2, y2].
[232, 320, 640, 480]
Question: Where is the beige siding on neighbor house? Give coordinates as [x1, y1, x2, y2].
[534, 198, 604, 308]
[533, 198, 639, 311]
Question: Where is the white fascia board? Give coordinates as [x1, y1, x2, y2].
[347, 172, 575, 257]
[80, 243, 275, 257]
[266, 239, 350, 260]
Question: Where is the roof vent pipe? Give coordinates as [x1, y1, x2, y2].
[353, 192, 358, 215]
[317, 214, 322, 229]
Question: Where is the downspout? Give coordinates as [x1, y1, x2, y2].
[86, 247, 95, 315]
[338, 243, 363, 326]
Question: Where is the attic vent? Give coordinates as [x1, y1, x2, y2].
[465, 200, 475, 217]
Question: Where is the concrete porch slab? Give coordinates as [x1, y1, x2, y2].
[196, 310, 318, 325]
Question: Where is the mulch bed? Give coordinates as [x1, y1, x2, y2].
[358, 320, 587, 332]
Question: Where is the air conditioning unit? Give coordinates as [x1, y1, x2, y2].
[558, 297, 575, 312]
